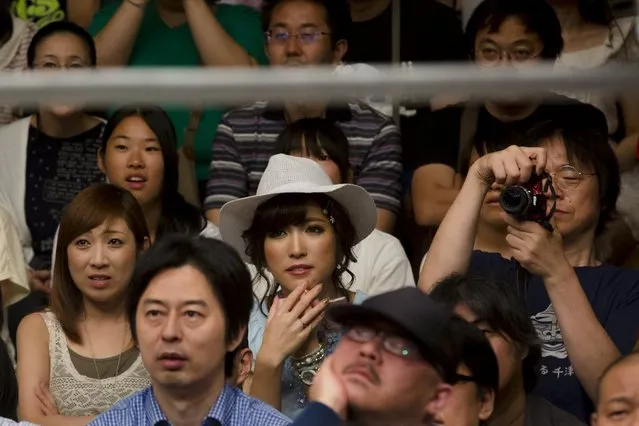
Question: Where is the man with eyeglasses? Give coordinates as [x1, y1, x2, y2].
[420, 116, 639, 422]
[204, 0, 403, 235]
[410, 0, 607, 230]
[287, 287, 460, 426]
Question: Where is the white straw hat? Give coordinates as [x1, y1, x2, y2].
[218, 154, 377, 262]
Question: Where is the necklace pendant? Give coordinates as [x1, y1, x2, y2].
[299, 368, 316, 386]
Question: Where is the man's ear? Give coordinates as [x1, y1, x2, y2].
[478, 388, 496, 421]
[332, 40, 348, 64]
[236, 348, 254, 389]
[425, 382, 452, 418]
[142, 236, 151, 252]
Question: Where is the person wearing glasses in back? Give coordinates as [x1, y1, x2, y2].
[410, 0, 607, 230]
[204, 0, 402, 235]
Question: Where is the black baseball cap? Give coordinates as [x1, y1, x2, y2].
[328, 287, 457, 382]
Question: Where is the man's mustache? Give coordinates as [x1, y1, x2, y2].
[343, 362, 381, 385]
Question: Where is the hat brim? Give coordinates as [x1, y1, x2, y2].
[328, 302, 453, 381]
[218, 183, 377, 263]
[328, 303, 442, 357]
[328, 303, 435, 351]
[328, 302, 400, 328]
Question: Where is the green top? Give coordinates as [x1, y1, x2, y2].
[89, 1, 268, 180]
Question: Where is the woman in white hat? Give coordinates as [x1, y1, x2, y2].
[274, 118, 414, 295]
[218, 153, 377, 418]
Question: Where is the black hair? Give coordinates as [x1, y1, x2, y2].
[224, 329, 250, 378]
[0, 341, 18, 420]
[459, 129, 538, 179]
[0, 0, 12, 43]
[100, 105, 205, 238]
[261, 0, 352, 47]
[242, 193, 356, 315]
[596, 351, 639, 404]
[523, 116, 620, 236]
[444, 316, 500, 397]
[429, 274, 541, 392]
[465, 0, 564, 60]
[27, 21, 97, 68]
[575, 0, 614, 26]
[275, 118, 351, 183]
[127, 234, 254, 346]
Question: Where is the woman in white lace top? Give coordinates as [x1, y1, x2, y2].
[16, 184, 151, 426]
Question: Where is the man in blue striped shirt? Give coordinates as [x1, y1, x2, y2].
[89, 236, 290, 426]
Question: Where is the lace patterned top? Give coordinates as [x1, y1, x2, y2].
[40, 311, 151, 416]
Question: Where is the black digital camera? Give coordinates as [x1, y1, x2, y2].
[499, 173, 555, 226]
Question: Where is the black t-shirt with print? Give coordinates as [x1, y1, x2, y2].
[414, 95, 609, 173]
[24, 123, 105, 269]
[470, 250, 639, 422]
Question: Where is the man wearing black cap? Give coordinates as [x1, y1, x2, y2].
[290, 287, 456, 426]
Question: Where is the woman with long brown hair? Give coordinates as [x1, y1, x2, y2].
[16, 184, 150, 426]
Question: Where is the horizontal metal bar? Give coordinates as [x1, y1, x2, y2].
[0, 62, 635, 106]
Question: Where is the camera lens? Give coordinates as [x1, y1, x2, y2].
[500, 186, 532, 216]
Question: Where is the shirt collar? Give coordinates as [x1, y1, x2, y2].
[147, 384, 237, 426]
[261, 102, 353, 122]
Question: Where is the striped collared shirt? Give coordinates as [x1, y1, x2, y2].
[88, 384, 291, 426]
[204, 101, 403, 215]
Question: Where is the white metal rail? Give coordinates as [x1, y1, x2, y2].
[0, 63, 636, 106]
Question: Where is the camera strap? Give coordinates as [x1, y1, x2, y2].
[540, 172, 557, 232]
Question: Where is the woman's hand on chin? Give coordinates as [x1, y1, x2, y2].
[259, 282, 330, 366]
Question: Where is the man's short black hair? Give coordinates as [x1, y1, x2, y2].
[443, 316, 499, 395]
[127, 234, 254, 345]
[465, 0, 563, 60]
[261, 0, 352, 47]
[430, 274, 541, 392]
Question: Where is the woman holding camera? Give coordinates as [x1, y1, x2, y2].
[418, 136, 548, 273]
[419, 118, 639, 423]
